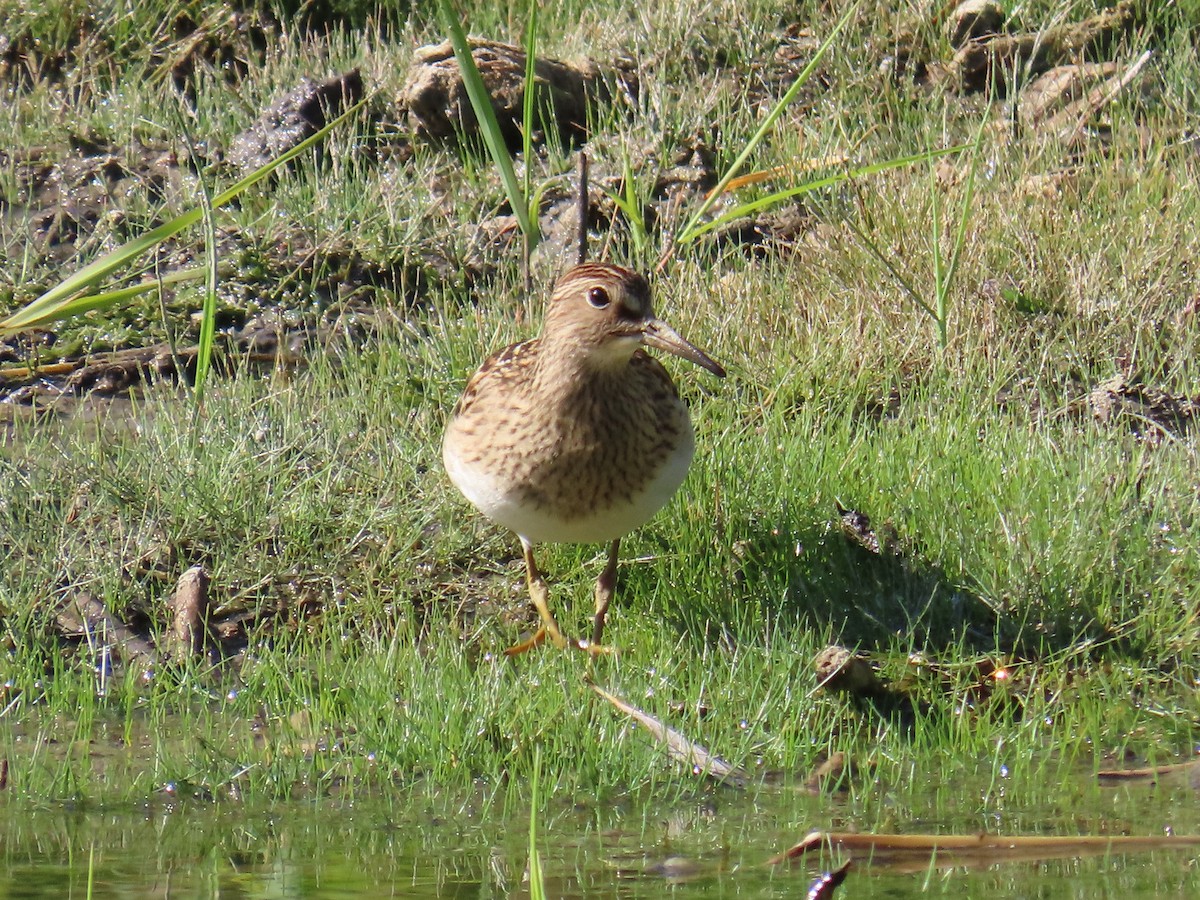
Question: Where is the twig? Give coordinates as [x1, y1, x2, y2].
[1045, 50, 1153, 142]
[576, 151, 589, 264]
[767, 830, 1200, 869]
[589, 681, 750, 787]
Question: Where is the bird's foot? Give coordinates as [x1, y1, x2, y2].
[502, 627, 616, 657]
[575, 639, 617, 656]
[504, 626, 558, 657]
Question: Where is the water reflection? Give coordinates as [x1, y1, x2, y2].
[2, 779, 1200, 898]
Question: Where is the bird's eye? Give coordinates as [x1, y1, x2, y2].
[586, 286, 611, 309]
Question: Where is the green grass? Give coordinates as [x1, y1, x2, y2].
[2, 0, 1199, 816]
[3, 284, 1198, 805]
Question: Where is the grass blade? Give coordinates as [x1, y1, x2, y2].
[438, 0, 536, 246]
[930, 139, 946, 344]
[0, 98, 366, 335]
[191, 136, 219, 409]
[15, 267, 209, 321]
[521, 0, 539, 282]
[685, 145, 967, 241]
[528, 745, 546, 900]
[842, 207, 937, 320]
[522, 0, 538, 205]
[674, 0, 861, 245]
[936, 113, 988, 347]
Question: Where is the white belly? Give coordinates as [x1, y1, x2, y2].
[443, 430, 695, 544]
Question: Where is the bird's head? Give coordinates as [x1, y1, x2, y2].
[542, 263, 726, 377]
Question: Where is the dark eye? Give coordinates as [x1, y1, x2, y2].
[586, 286, 611, 309]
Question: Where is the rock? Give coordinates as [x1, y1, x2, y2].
[227, 71, 364, 173]
[947, 0, 1004, 48]
[401, 38, 606, 149]
[814, 645, 883, 698]
[166, 565, 211, 663]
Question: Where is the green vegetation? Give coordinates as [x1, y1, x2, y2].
[2, 0, 1198, 828]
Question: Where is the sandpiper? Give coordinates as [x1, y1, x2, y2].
[442, 262, 725, 654]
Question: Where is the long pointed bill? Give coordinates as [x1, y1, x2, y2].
[642, 319, 727, 378]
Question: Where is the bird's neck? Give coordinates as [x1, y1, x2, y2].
[531, 335, 636, 398]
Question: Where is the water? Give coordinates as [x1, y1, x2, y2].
[3, 773, 1199, 898]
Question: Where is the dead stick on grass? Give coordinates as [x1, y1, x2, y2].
[576, 151, 589, 264]
[0, 362, 78, 380]
[1086, 49, 1153, 114]
[767, 830, 1200, 869]
[1049, 49, 1153, 142]
[1097, 759, 1200, 781]
[0, 343, 295, 384]
[588, 681, 750, 787]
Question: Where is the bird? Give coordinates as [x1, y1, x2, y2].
[442, 261, 725, 655]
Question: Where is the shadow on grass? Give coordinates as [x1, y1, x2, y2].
[719, 513, 1000, 653]
[678, 504, 1126, 662]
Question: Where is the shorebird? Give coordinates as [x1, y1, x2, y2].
[442, 262, 725, 653]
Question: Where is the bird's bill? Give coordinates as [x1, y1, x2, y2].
[642, 319, 727, 378]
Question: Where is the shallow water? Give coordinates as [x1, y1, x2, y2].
[3, 772, 1200, 898]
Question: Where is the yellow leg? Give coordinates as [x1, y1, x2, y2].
[590, 539, 620, 648]
[505, 538, 568, 656]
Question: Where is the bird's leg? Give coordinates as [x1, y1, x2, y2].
[590, 539, 620, 648]
[505, 538, 569, 656]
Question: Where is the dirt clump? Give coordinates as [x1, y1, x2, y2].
[227, 71, 365, 173]
[401, 38, 623, 150]
[942, 0, 1138, 95]
[1088, 375, 1198, 438]
[883, 0, 1140, 95]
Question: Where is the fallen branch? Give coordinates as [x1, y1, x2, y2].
[767, 830, 1200, 871]
[0, 342, 298, 390]
[1097, 759, 1200, 782]
[1043, 50, 1153, 145]
[946, 0, 1138, 93]
[588, 681, 750, 788]
[806, 859, 852, 899]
